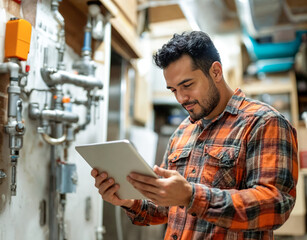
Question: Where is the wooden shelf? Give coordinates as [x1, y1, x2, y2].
[241, 79, 293, 95]
[240, 71, 299, 127]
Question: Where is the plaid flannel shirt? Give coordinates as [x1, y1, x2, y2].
[124, 89, 298, 240]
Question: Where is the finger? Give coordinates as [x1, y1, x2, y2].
[101, 183, 120, 199]
[91, 169, 98, 177]
[94, 172, 108, 188]
[127, 175, 159, 194]
[153, 166, 173, 178]
[98, 177, 115, 194]
[128, 173, 157, 187]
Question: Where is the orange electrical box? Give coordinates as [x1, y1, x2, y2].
[5, 18, 32, 61]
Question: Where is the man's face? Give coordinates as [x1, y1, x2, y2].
[164, 55, 220, 121]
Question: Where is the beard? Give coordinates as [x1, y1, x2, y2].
[182, 78, 220, 121]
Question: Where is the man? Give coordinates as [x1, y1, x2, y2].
[92, 31, 298, 239]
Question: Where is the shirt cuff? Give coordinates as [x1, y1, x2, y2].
[187, 182, 195, 209]
[187, 183, 211, 217]
[121, 199, 143, 214]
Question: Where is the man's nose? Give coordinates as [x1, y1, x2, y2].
[176, 91, 189, 104]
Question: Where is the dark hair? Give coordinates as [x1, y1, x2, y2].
[153, 31, 221, 77]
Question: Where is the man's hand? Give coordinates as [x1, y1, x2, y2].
[127, 165, 192, 207]
[91, 169, 134, 208]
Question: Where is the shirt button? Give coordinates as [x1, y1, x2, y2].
[172, 234, 178, 240]
[192, 212, 197, 217]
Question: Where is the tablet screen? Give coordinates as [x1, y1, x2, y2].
[75, 139, 157, 200]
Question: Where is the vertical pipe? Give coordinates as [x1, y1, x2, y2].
[49, 145, 59, 240]
[119, 59, 127, 140]
[96, 21, 111, 240]
[49, 89, 65, 240]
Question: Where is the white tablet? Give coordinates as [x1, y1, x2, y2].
[75, 139, 158, 200]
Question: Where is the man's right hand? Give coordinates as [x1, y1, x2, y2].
[91, 169, 134, 208]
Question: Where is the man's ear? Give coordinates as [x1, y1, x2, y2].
[210, 61, 223, 82]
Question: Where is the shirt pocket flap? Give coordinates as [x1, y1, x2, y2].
[168, 148, 191, 163]
[205, 145, 239, 167]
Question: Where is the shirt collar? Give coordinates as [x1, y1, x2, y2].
[189, 88, 245, 125]
[224, 88, 245, 115]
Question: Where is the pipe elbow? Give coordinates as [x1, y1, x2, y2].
[41, 132, 66, 145]
[28, 103, 41, 120]
[40, 68, 58, 87]
[0, 62, 20, 79]
[8, 62, 20, 78]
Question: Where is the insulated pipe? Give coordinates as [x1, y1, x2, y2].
[41, 68, 103, 90]
[72, 13, 96, 76]
[82, 17, 92, 53]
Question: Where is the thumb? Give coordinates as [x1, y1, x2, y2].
[153, 165, 173, 178]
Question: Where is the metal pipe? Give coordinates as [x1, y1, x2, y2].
[41, 68, 103, 89]
[29, 103, 79, 123]
[0, 61, 20, 79]
[49, 145, 59, 240]
[72, 15, 97, 77]
[7, 85, 21, 118]
[51, 0, 66, 70]
[29, 103, 78, 145]
[41, 109, 79, 123]
[74, 91, 92, 134]
[1, 59, 25, 196]
[95, 20, 112, 240]
[41, 132, 67, 145]
[88, 1, 104, 40]
[10, 155, 18, 196]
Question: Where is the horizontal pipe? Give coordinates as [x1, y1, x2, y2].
[29, 103, 79, 123]
[41, 68, 103, 89]
[41, 109, 79, 123]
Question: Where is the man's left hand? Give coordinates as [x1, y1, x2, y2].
[127, 165, 192, 207]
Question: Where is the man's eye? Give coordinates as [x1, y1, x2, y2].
[183, 83, 192, 88]
[171, 89, 176, 93]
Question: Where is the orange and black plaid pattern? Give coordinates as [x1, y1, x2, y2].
[124, 89, 298, 240]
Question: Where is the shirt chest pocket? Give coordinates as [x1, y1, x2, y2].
[202, 145, 239, 189]
[167, 149, 191, 173]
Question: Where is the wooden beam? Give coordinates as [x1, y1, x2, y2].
[149, 4, 185, 23]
